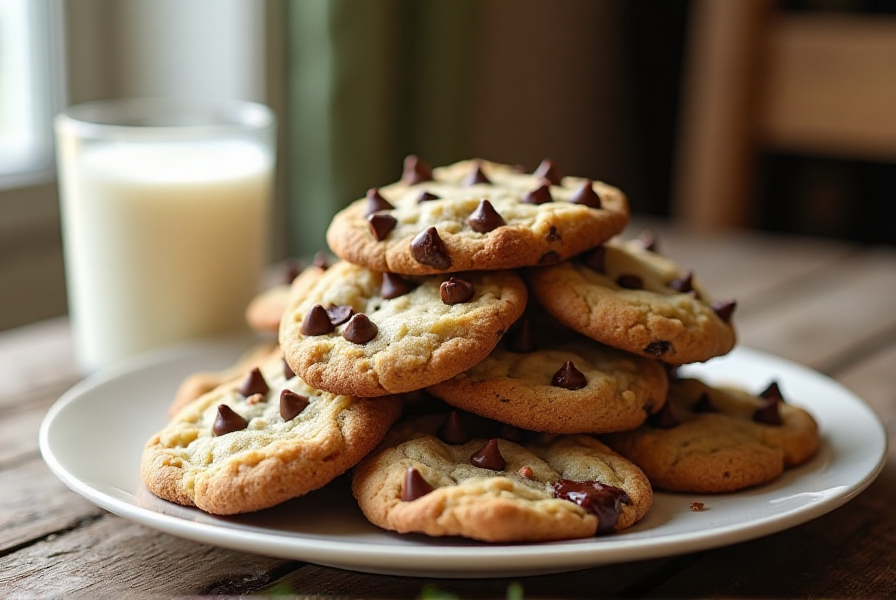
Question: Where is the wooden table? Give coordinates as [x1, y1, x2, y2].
[3, 220, 895, 598]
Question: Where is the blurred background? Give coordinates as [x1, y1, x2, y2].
[1, 0, 894, 332]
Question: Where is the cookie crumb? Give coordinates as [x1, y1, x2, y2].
[690, 501, 706, 512]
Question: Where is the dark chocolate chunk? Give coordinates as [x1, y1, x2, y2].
[583, 245, 607, 274]
[648, 400, 680, 428]
[410, 227, 452, 269]
[470, 438, 506, 470]
[669, 271, 694, 294]
[711, 299, 737, 323]
[505, 317, 536, 353]
[402, 155, 433, 185]
[342, 313, 378, 344]
[553, 479, 630, 535]
[533, 158, 561, 185]
[301, 304, 335, 336]
[326, 304, 354, 326]
[617, 274, 644, 289]
[692, 392, 719, 413]
[551, 360, 587, 390]
[381, 272, 414, 299]
[238, 367, 269, 398]
[283, 358, 295, 380]
[568, 180, 601, 208]
[364, 188, 393, 216]
[368, 213, 397, 241]
[212, 404, 249, 436]
[280, 389, 310, 421]
[416, 190, 440, 203]
[463, 162, 491, 186]
[468, 199, 506, 232]
[644, 340, 672, 358]
[521, 182, 553, 205]
[401, 467, 434, 501]
[437, 411, 471, 444]
[440, 277, 474, 305]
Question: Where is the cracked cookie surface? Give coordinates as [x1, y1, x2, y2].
[600, 377, 819, 493]
[527, 238, 737, 364]
[427, 336, 669, 434]
[351, 413, 652, 542]
[279, 260, 528, 397]
[326, 158, 629, 275]
[142, 352, 402, 515]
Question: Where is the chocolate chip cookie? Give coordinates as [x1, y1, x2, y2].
[600, 377, 820, 493]
[351, 412, 653, 542]
[279, 260, 528, 397]
[427, 334, 669, 434]
[325, 157, 630, 275]
[527, 237, 737, 364]
[142, 353, 403, 515]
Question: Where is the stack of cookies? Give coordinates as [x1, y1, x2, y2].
[141, 157, 819, 543]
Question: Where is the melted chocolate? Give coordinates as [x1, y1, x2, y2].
[552, 479, 630, 535]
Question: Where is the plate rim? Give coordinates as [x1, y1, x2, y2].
[38, 341, 889, 577]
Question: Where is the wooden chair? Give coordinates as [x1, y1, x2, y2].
[671, 0, 896, 230]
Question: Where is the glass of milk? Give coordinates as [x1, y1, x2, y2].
[54, 98, 275, 373]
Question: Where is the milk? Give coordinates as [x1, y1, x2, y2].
[57, 140, 272, 372]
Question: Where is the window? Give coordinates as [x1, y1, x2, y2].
[0, 0, 63, 189]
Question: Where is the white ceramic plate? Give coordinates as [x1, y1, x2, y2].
[40, 340, 887, 578]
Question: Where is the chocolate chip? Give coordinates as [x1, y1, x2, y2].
[635, 230, 659, 252]
[551, 360, 587, 390]
[552, 479, 630, 535]
[440, 277, 474, 305]
[568, 180, 602, 208]
[518, 465, 535, 479]
[547, 225, 561, 241]
[301, 304, 335, 336]
[470, 438, 506, 470]
[533, 159, 561, 185]
[522, 182, 553, 205]
[468, 199, 506, 233]
[280, 389, 310, 421]
[312, 251, 331, 269]
[711, 299, 737, 323]
[538, 250, 560, 265]
[416, 190, 440, 203]
[364, 188, 393, 217]
[505, 317, 536, 353]
[401, 467, 434, 501]
[437, 411, 470, 444]
[326, 304, 354, 326]
[753, 397, 783, 425]
[583, 245, 606, 274]
[500, 423, 525, 442]
[238, 367, 269, 398]
[669, 271, 694, 294]
[643, 340, 672, 358]
[402, 155, 433, 185]
[648, 401, 680, 428]
[463, 162, 491, 186]
[692, 392, 719, 413]
[760, 381, 786, 403]
[212, 404, 249, 436]
[381, 272, 414, 299]
[617, 274, 643, 289]
[368, 213, 397, 241]
[342, 313, 378, 344]
[410, 227, 452, 270]
[283, 358, 295, 380]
